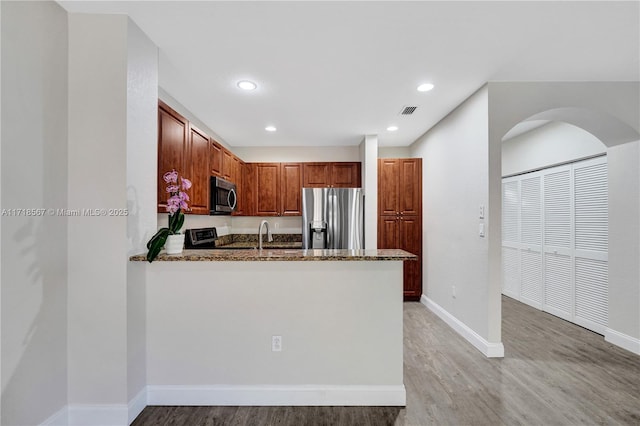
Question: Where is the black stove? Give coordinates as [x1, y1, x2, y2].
[184, 227, 218, 249]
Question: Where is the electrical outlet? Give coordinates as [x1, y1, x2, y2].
[479, 223, 485, 237]
[479, 205, 485, 219]
[272, 335, 282, 352]
[452, 285, 456, 298]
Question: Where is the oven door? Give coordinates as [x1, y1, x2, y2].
[210, 176, 237, 215]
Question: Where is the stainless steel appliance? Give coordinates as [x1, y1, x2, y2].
[184, 227, 218, 249]
[302, 187, 364, 249]
[210, 176, 237, 215]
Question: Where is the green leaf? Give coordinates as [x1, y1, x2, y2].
[146, 227, 170, 249]
[168, 211, 184, 233]
[146, 230, 169, 263]
[172, 213, 185, 234]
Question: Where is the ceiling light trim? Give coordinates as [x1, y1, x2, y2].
[237, 80, 257, 91]
[417, 83, 435, 92]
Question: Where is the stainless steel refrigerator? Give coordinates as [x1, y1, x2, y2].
[302, 187, 364, 249]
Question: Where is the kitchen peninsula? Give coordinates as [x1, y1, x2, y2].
[129, 248, 415, 406]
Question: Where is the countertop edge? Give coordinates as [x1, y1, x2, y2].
[129, 248, 417, 262]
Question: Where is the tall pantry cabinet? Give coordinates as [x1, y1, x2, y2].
[378, 158, 423, 300]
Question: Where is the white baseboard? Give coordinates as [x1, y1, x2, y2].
[605, 328, 640, 355]
[68, 404, 128, 426]
[147, 384, 406, 406]
[421, 295, 504, 358]
[128, 388, 148, 424]
[40, 406, 68, 426]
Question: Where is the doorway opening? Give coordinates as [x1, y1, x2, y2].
[501, 119, 608, 334]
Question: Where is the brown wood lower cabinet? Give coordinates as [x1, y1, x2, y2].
[378, 214, 422, 300]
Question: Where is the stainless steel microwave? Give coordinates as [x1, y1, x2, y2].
[210, 176, 237, 215]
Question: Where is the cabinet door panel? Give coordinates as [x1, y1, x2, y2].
[399, 159, 422, 215]
[187, 126, 210, 214]
[400, 215, 422, 299]
[403, 259, 422, 299]
[256, 163, 281, 216]
[378, 217, 399, 249]
[281, 163, 303, 216]
[158, 106, 187, 211]
[378, 159, 399, 215]
[210, 140, 222, 176]
[399, 216, 421, 255]
[243, 163, 256, 216]
[303, 163, 330, 187]
[221, 149, 233, 180]
[232, 159, 246, 216]
[331, 162, 361, 187]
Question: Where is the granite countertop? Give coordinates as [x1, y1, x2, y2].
[129, 248, 417, 262]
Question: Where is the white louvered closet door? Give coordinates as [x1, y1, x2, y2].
[542, 166, 574, 322]
[502, 179, 520, 299]
[573, 157, 608, 334]
[520, 174, 543, 309]
[501, 156, 608, 335]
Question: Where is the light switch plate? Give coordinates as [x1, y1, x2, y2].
[479, 205, 485, 219]
[479, 223, 485, 237]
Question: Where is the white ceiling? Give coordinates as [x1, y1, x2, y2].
[58, 1, 639, 148]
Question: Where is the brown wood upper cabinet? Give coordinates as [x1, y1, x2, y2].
[280, 163, 303, 216]
[302, 162, 361, 188]
[221, 148, 234, 181]
[254, 163, 281, 216]
[378, 158, 420, 215]
[157, 101, 210, 214]
[186, 125, 210, 215]
[377, 158, 423, 301]
[159, 100, 251, 215]
[247, 162, 303, 216]
[157, 101, 188, 212]
[209, 140, 223, 176]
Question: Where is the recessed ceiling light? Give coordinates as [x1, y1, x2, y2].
[265, 126, 277, 132]
[417, 83, 434, 92]
[237, 80, 257, 91]
[387, 126, 398, 132]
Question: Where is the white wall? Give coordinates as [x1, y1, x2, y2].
[126, 18, 158, 420]
[378, 146, 411, 158]
[67, 13, 129, 420]
[0, 2, 69, 424]
[233, 145, 361, 162]
[361, 135, 378, 249]
[489, 81, 640, 353]
[410, 86, 502, 354]
[607, 141, 640, 352]
[127, 24, 159, 256]
[502, 121, 606, 176]
[159, 87, 229, 149]
[144, 260, 404, 405]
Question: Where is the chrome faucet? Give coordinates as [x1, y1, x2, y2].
[258, 220, 273, 250]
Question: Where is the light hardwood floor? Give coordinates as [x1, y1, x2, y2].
[132, 296, 640, 425]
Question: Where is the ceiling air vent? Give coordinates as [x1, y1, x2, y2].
[400, 106, 418, 115]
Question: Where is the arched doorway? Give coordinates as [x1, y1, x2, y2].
[500, 118, 609, 334]
[489, 84, 640, 354]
